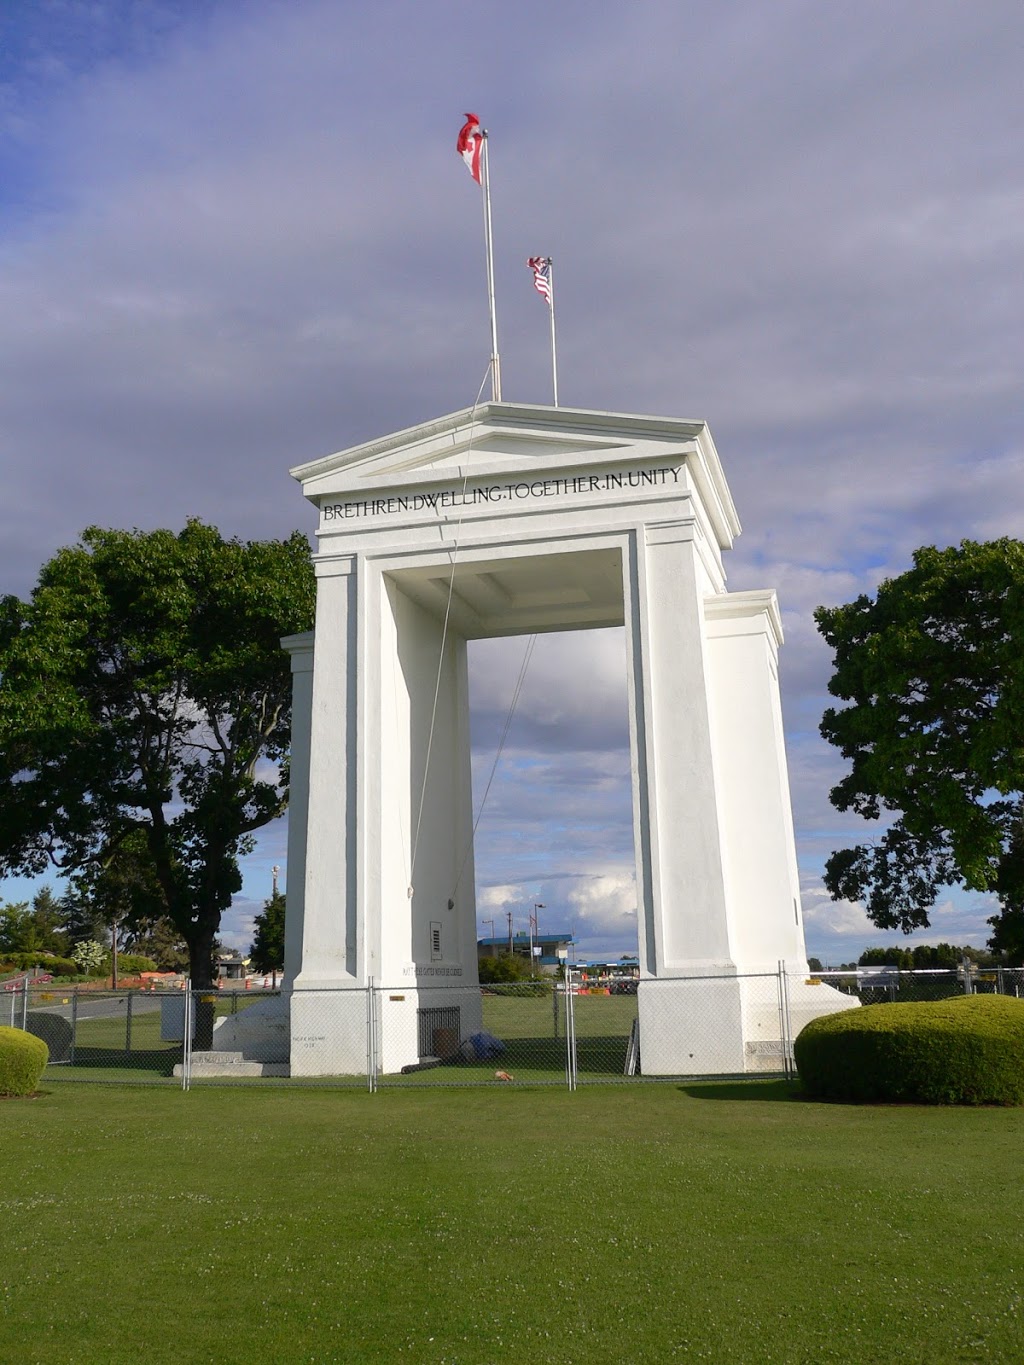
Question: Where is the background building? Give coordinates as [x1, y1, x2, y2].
[477, 932, 573, 976]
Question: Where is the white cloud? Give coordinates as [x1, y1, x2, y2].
[800, 875, 1000, 966]
[3, 1, 1022, 963]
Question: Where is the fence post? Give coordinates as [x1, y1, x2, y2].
[564, 969, 577, 1092]
[125, 991, 133, 1055]
[366, 978, 377, 1093]
[961, 955, 974, 995]
[21, 980, 29, 1030]
[777, 962, 795, 1079]
[181, 982, 192, 1091]
[70, 988, 78, 1065]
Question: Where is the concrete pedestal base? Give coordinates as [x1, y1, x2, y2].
[288, 987, 368, 1076]
[173, 1051, 291, 1078]
[375, 985, 484, 1075]
[209, 993, 290, 1062]
[286, 984, 485, 1077]
[637, 974, 858, 1076]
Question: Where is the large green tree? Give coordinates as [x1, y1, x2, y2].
[815, 538, 1024, 961]
[70, 829, 169, 987]
[122, 917, 190, 972]
[0, 889, 67, 958]
[0, 521, 315, 986]
[249, 889, 286, 984]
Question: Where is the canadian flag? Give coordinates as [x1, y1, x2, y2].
[457, 113, 483, 184]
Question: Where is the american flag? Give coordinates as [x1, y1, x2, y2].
[527, 256, 552, 304]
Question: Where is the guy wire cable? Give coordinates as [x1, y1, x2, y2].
[408, 363, 492, 897]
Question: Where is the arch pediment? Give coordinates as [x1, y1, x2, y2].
[291, 401, 740, 552]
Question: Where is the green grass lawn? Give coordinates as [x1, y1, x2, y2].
[2, 1082, 1022, 1363]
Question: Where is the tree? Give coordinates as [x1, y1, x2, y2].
[859, 947, 913, 970]
[911, 943, 960, 969]
[56, 890, 103, 953]
[0, 901, 30, 957]
[126, 917, 190, 972]
[71, 940, 106, 975]
[0, 891, 66, 958]
[27, 888, 66, 956]
[0, 521, 315, 986]
[478, 954, 534, 984]
[816, 539, 1024, 962]
[72, 830, 168, 987]
[249, 890, 286, 984]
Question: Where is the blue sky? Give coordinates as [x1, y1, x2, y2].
[1, 1, 1022, 964]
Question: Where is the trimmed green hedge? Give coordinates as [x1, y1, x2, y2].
[794, 996, 1024, 1105]
[116, 953, 158, 976]
[0, 1025, 49, 1096]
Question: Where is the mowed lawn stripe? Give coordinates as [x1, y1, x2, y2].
[1, 1083, 1021, 1363]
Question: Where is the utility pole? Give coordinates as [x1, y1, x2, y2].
[529, 903, 544, 972]
[507, 910, 514, 957]
[271, 864, 280, 897]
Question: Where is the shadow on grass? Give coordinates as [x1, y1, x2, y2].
[380, 1033, 634, 1086]
[48, 1046, 180, 1080]
[678, 1079, 802, 1102]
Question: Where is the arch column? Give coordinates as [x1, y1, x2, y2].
[628, 521, 734, 977]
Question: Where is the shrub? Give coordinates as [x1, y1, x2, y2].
[478, 955, 541, 984]
[794, 996, 1024, 1105]
[0, 953, 78, 976]
[24, 1012, 74, 1064]
[32, 956, 79, 978]
[116, 953, 158, 976]
[71, 941, 106, 974]
[0, 1025, 49, 1096]
[482, 979, 550, 997]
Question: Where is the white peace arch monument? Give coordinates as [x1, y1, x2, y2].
[216, 400, 853, 1075]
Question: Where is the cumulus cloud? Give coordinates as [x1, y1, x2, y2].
[800, 874, 1000, 967]
[3, 1, 1022, 959]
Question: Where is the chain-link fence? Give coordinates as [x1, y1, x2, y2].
[6, 963, 1022, 1091]
[3, 981, 287, 1087]
[811, 965, 1024, 1004]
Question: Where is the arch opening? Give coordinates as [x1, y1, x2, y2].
[467, 626, 639, 975]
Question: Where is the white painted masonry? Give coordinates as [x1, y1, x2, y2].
[214, 401, 855, 1074]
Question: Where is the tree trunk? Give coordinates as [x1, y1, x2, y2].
[185, 917, 218, 990]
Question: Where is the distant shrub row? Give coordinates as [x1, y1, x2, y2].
[1, 955, 80, 977]
[795, 996, 1024, 1105]
[1, 952, 158, 979]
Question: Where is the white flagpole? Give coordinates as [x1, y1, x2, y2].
[480, 133, 501, 401]
[546, 258, 558, 407]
